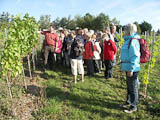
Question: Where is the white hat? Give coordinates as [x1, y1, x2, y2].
[58, 27, 63, 31]
[89, 30, 94, 35]
[76, 27, 80, 30]
[86, 32, 92, 38]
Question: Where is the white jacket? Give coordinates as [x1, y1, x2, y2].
[93, 41, 101, 60]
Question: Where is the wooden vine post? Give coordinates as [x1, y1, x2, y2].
[144, 31, 155, 98]
[27, 55, 32, 79]
[0, 14, 39, 93]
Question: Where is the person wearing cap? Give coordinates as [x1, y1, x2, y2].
[70, 29, 85, 84]
[120, 24, 140, 113]
[58, 27, 65, 43]
[41, 25, 59, 68]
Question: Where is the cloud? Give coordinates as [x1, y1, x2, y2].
[116, 1, 160, 30]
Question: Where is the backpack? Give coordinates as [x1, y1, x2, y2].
[73, 38, 85, 57]
[128, 38, 150, 63]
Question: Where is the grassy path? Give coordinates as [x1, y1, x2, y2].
[34, 63, 160, 120]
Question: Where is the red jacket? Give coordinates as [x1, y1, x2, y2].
[41, 31, 58, 47]
[83, 41, 94, 60]
[103, 40, 117, 60]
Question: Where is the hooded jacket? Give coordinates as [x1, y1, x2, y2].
[83, 40, 94, 60]
[120, 33, 140, 72]
[103, 39, 117, 60]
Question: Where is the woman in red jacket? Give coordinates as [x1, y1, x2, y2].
[83, 32, 94, 76]
[103, 34, 117, 79]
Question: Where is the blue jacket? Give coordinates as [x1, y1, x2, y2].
[120, 33, 140, 72]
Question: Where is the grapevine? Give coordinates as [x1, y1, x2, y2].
[0, 13, 40, 98]
[142, 31, 160, 98]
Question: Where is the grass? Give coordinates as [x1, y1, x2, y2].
[0, 59, 159, 119]
[0, 38, 160, 119]
[35, 61, 160, 120]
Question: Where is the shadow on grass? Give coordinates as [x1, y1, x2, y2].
[46, 86, 121, 118]
[26, 85, 41, 96]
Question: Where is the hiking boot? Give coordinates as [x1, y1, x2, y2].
[124, 107, 137, 113]
[120, 103, 131, 108]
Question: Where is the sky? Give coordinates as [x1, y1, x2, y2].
[0, 0, 160, 31]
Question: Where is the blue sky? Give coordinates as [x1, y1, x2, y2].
[0, 0, 160, 31]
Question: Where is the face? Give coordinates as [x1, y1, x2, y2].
[86, 36, 90, 40]
[97, 33, 101, 38]
[78, 29, 82, 35]
[64, 31, 68, 37]
[104, 29, 109, 34]
[50, 26, 54, 33]
[70, 32, 74, 37]
[111, 26, 116, 33]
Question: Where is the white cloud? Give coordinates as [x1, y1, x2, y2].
[91, 0, 123, 15]
[116, 1, 160, 30]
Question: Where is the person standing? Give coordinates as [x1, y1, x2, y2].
[83, 32, 94, 76]
[70, 29, 85, 84]
[41, 25, 58, 68]
[103, 34, 117, 79]
[63, 31, 75, 67]
[93, 35, 102, 74]
[120, 24, 140, 113]
[111, 25, 120, 66]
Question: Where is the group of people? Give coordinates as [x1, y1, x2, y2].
[40, 23, 141, 113]
[41, 25, 119, 81]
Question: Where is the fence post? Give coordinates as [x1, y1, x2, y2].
[145, 31, 147, 39]
[144, 30, 155, 98]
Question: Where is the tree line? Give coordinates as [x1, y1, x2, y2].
[0, 12, 159, 35]
[35, 13, 156, 35]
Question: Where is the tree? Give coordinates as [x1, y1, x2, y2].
[39, 15, 51, 30]
[59, 17, 68, 28]
[94, 13, 110, 31]
[75, 14, 85, 28]
[140, 21, 152, 34]
[156, 29, 160, 36]
[0, 12, 10, 29]
[66, 15, 76, 30]
[52, 17, 60, 29]
[83, 13, 95, 29]
[51, 13, 119, 31]
[111, 17, 120, 25]
[134, 21, 141, 35]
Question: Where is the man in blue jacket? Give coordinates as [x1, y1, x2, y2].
[120, 24, 140, 113]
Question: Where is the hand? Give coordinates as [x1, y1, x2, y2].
[37, 31, 41, 34]
[127, 71, 133, 77]
[55, 48, 59, 51]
